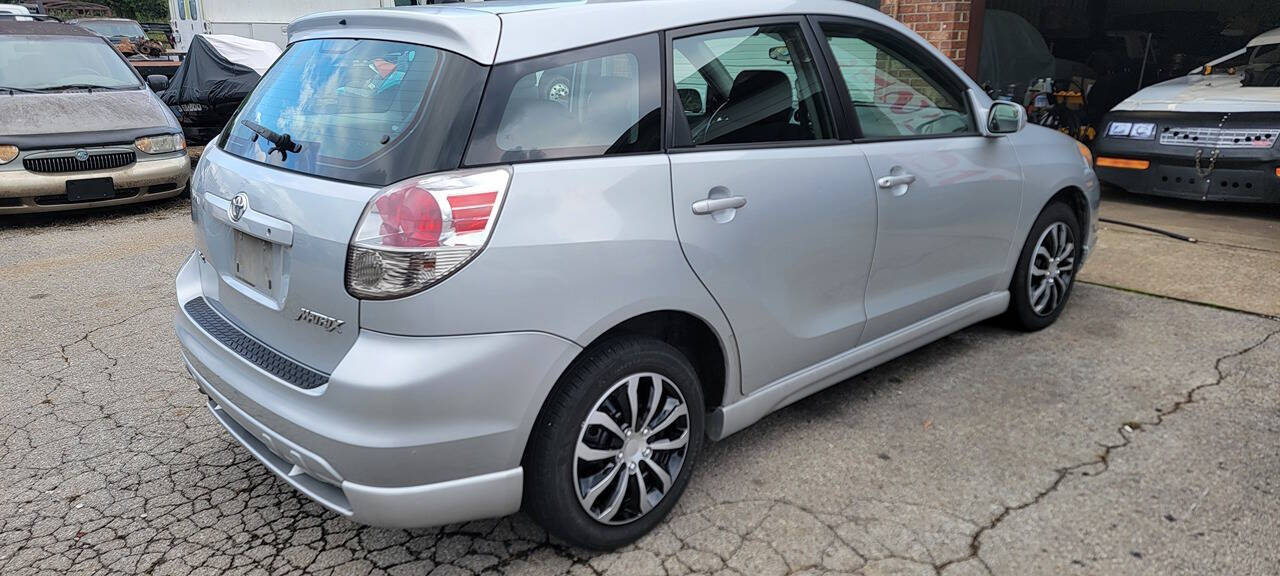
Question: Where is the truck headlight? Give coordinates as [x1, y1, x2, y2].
[135, 133, 186, 154]
[0, 145, 17, 165]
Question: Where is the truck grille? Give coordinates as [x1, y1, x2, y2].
[23, 151, 137, 173]
[1160, 127, 1279, 149]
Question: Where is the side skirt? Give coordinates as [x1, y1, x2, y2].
[707, 291, 1010, 440]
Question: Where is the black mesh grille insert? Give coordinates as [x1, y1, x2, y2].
[24, 151, 137, 173]
[184, 297, 329, 390]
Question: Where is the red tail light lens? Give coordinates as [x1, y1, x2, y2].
[347, 167, 511, 300]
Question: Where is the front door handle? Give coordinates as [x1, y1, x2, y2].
[876, 174, 917, 189]
[691, 195, 748, 215]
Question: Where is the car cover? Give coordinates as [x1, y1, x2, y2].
[161, 34, 281, 109]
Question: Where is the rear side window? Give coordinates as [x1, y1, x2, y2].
[220, 38, 487, 186]
[671, 23, 836, 147]
[464, 34, 662, 165]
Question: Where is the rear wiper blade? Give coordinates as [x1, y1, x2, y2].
[241, 120, 302, 159]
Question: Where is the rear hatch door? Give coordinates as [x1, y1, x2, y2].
[191, 36, 488, 374]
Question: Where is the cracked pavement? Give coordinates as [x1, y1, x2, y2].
[2, 199, 1279, 576]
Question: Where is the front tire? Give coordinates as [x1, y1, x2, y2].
[1006, 201, 1082, 331]
[524, 337, 705, 550]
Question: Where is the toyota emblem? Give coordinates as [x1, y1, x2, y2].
[229, 193, 249, 222]
[74, 149, 89, 162]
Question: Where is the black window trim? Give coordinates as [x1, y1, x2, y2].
[809, 15, 980, 144]
[462, 32, 666, 168]
[662, 14, 850, 154]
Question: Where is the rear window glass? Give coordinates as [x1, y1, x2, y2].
[220, 38, 487, 186]
[464, 34, 662, 165]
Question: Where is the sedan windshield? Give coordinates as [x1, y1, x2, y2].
[0, 36, 141, 91]
[76, 20, 146, 39]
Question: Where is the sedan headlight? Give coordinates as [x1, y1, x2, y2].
[135, 133, 186, 154]
[0, 145, 17, 165]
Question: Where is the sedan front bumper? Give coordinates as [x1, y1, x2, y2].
[0, 154, 191, 214]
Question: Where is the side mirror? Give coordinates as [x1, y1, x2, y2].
[677, 88, 704, 115]
[147, 74, 169, 92]
[986, 101, 1026, 135]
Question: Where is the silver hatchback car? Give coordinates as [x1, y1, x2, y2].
[175, 0, 1099, 549]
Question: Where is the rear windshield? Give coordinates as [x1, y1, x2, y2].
[220, 38, 487, 187]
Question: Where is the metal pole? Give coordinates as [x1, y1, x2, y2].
[1137, 32, 1153, 90]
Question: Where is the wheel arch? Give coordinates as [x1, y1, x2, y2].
[520, 308, 735, 470]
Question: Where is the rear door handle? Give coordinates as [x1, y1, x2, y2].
[691, 196, 748, 215]
[876, 174, 917, 189]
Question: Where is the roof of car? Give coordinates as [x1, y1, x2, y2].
[0, 19, 99, 37]
[291, 0, 896, 65]
[70, 17, 138, 23]
[1247, 27, 1280, 48]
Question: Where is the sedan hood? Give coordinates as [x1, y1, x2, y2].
[1113, 74, 1280, 113]
[0, 89, 178, 137]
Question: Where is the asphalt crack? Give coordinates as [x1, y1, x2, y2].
[935, 325, 1280, 575]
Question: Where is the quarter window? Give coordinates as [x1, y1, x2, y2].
[672, 23, 835, 147]
[464, 34, 662, 165]
[822, 24, 973, 138]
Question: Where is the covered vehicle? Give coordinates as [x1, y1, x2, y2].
[0, 19, 189, 214]
[161, 34, 281, 144]
[1094, 28, 1280, 203]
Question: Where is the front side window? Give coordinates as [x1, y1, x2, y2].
[465, 34, 662, 165]
[672, 23, 835, 147]
[221, 38, 487, 186]
[0, 36, 140, 91]
[822, 24, 973, 139]
[177, 0, 186, 20]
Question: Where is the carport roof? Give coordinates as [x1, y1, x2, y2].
[0, 20, 98, 36]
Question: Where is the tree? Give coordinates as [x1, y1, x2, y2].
[98, 0, 169, 22]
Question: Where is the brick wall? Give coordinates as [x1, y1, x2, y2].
[879, 0, 973, 69]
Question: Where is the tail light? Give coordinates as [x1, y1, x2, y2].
[346, 167, 511, 300]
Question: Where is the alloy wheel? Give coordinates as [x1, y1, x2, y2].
[1028, 221, 1076, 316]
[574, 372, 690, 526]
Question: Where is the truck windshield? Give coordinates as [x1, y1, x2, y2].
[0, 36, 141, 91]
[76, 20, 146, 39]
[220, 38, 488, 187]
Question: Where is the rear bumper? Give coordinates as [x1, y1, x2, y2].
[174, 252, 581, 528]
[0, 154, 191, 214]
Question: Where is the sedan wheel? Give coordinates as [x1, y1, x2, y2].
[574, 372, 690, 525]
[1028, 221, 1076, 316]
[523, 336, 704, 550]
[1005, 201, 1082, 331]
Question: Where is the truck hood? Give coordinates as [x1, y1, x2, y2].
[0, 89, 178, 137]
[1113, 74, 1280, 113]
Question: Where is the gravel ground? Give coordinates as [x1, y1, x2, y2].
[2, 199, 1278, 576]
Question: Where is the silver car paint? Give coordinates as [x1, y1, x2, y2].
[177, 0, 1101, 529]
[858, 135, 1023, 343]
[669, 146, 878, 396]
[192, 146, 373, 374]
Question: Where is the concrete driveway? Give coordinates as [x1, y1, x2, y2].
[2, 199, 1278, 576]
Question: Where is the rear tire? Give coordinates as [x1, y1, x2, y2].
[1005, 201, 1082, 331]
[523, 336, 704, 550]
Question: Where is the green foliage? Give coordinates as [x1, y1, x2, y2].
[99, 0, 169, 23]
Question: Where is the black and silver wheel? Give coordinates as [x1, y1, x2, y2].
[524, 337, 704, 550]
[1006, 201, 1082, 331]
